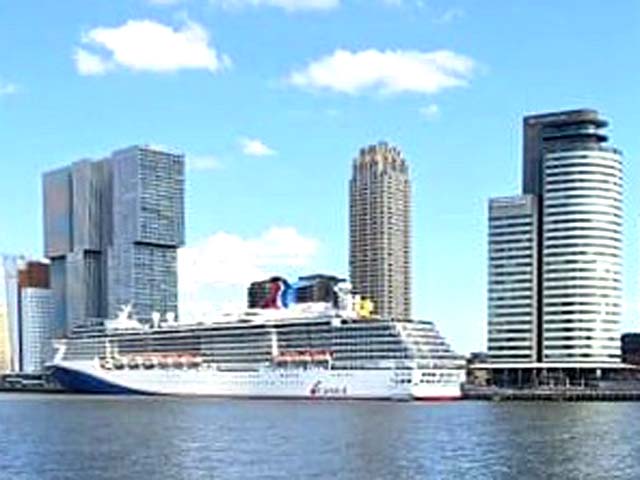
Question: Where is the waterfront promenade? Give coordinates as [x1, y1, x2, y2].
[463, 385, 640, 402]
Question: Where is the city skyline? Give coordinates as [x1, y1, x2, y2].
[1, 1, 639, 354]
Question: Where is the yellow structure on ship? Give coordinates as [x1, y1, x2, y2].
[354, 295, 375, 319]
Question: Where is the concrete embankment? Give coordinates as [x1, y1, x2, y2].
[464, 385, 640, 401]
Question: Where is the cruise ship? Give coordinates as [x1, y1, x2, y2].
[50, 283, 466, 400]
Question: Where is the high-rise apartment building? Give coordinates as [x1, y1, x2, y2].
[350, 142, 411, 320]
[43, 146, 185, 332]
[107, 146, 185, 323]
[44, 159, 108, 334]
[488, 109, 622, 364]
[0, 255, 24, 372]
[0, 257, 54, 373]
[19, 261, 53, 373]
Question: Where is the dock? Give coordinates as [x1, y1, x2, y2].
[463, 385, 640, 401]
[0, 373, 63, 393]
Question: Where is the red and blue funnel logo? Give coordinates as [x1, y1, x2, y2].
[261, 278, 293, 309]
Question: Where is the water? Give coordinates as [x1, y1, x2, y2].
[0, 395, 639, 480]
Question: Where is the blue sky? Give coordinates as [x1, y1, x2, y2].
[1, 0, 639, 354]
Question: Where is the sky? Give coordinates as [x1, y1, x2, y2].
[1, 0, 639, 354]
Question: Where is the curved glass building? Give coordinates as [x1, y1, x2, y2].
[539, 113, 622, 362]
[489, 109, 623, 364]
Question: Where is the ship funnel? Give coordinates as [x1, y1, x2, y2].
[335, 282, 354, 316]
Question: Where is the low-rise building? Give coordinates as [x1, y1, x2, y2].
[622, 333, 640, 366]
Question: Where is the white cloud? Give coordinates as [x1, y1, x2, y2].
[419, 103, 440, 120]
[74, 48, 112, 75]
[74, 19, 230, 75]
[241, 137, 276, 156]
[180, 227, 319, 288]
[178, 227, 320, 319]
[0, 80, 18, 96]
[188, 155, 223, 170]
[436, 7, 465, 24]
[210, 0, 339, 11]
[148, 0, 185, 4]
[288, 49, 476, 95]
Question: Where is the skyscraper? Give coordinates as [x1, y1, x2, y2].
[0, 255, 25, 372]
[107, 146, 185, 323]
[488, 109, 622, 364]
[43, 145, 185, 332]
[0, 257, 54, 373]
[44, 159, 108, 335]
[488, 195, 538, 363]
[19, 261, 54, 373]
[350, 142, 411, 320]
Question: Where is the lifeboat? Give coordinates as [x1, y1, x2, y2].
[100, 358, 114, 370]
[311, 350, 331, 362]
[143, 357, 156, 369]
[276, 353, 293, 363]
[171, 356, 185, 369]
[127, 357, 141, 369]
[186, 356, 203, 368]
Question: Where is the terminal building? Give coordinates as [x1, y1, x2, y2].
[483, 109, 632, 387]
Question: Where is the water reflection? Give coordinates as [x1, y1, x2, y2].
[1, 396, 640, 480]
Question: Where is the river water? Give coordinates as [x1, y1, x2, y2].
[0, 395, 638, 480]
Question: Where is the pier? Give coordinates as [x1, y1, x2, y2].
[465, 362, 640, 401]
[463, 385, 640, 402]
[0, 373, 63, 393]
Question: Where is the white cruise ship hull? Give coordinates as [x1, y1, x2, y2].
[51, 360, 463, 401]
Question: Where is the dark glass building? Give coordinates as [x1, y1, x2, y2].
[43, 146, 185, 332]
